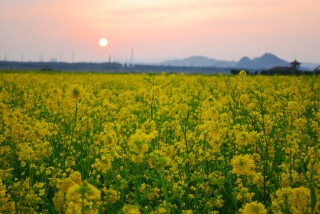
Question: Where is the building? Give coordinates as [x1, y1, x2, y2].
[266, 59, 302, 75]
[290, 60, 301, 70]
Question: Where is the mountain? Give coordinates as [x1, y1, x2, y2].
[160, 53, 318, 70]
[159, 53, 319, 70]
[237, 56, 259, 69]
[161, 56, 237, 67]
[161, 53, 289, 69]
[237, 53, 289, 69]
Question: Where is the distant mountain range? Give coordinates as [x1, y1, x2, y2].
[161, 56, 237, 68]
[161, 53, 319, 70]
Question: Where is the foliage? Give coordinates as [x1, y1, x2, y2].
[0, 72, 320, 213]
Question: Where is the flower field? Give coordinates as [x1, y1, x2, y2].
[0, 71, 320, 213]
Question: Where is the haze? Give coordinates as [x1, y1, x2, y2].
[1, 0, 319, 63]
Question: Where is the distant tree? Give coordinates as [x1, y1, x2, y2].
[230, 69, 239, 75]
[293, 70, 302, 75]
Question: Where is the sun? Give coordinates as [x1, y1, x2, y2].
[99, 38, 108, 47]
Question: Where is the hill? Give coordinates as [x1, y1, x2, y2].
[160, 53, 319, 70]
[237, 53, 289, 69]
[161, 56, 237, 68]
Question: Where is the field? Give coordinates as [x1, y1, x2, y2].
[0, 71, 320, 213]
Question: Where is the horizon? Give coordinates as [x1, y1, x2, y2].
[1, 53, 318, 66]
[1, 0, 320, 63]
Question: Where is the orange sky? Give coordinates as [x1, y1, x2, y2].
[1, 0, 319, 63]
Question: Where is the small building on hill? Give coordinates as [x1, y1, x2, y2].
[265, 59, 302, 75]
[290, 60, 301, 70]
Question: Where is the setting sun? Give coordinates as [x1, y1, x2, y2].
[1, 0, 320, 62]
[99, 38, 108, 47]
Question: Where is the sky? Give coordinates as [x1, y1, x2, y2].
[1, 0, 320, 63]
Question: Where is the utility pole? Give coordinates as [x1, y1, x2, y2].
[130, 48, 134, 67]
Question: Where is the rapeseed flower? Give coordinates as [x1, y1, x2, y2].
[128, 129, 157, 154]
[231, 154, 256, 176]
[120, 205, 141, 214]
[102, 187, 119, 203]
[271, 187, 310, 213]
[240, 201, 267, 214]
[1, 73, 320, 213]
[239, 70, 247, 76]
[0, 178, 15, 213]
[66, 182, 101, 213]
[66, 84, 85, 101]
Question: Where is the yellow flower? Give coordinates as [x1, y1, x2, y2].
[107, 189, 119, 203]
[67, 182, 101, 201]
[66, 84, 85, 101]
[53, 191, 66, 213]
[231, 154, 256, 176]
[66, 184, 81, 201]
[241, 201, 267, 214]
[131, 154, 145, 164]
[65, 181, 101, 214]
[39, 189, 45, 196]
[0, 178, 15, 213]
[70, 171, 82, 184]
[239, 70, 247, 76]
[148, 151, 170, 171]
[126, 207, 141, 214]
[102, 187, 120, 203]
[128, 129, 157, 154]
[271, 187, 311, 213]
[121, 204, 141, 214]
[236, 187, 255, 202]
[240, 94, 250, 104]
[83, 183, 101, 201]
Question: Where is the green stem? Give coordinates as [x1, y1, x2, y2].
[158, 171, 170, 213]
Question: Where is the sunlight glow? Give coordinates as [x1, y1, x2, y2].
[99, 38, 108, 47]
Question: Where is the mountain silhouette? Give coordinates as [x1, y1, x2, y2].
[161, 53, 295, 69]
[161, 56, 236, 67]
[237, 53, 289, 69]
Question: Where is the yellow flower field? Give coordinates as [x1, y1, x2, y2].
[0, 72, 320, 213]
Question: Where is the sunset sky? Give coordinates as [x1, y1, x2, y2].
[1, 0, 319, 63]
